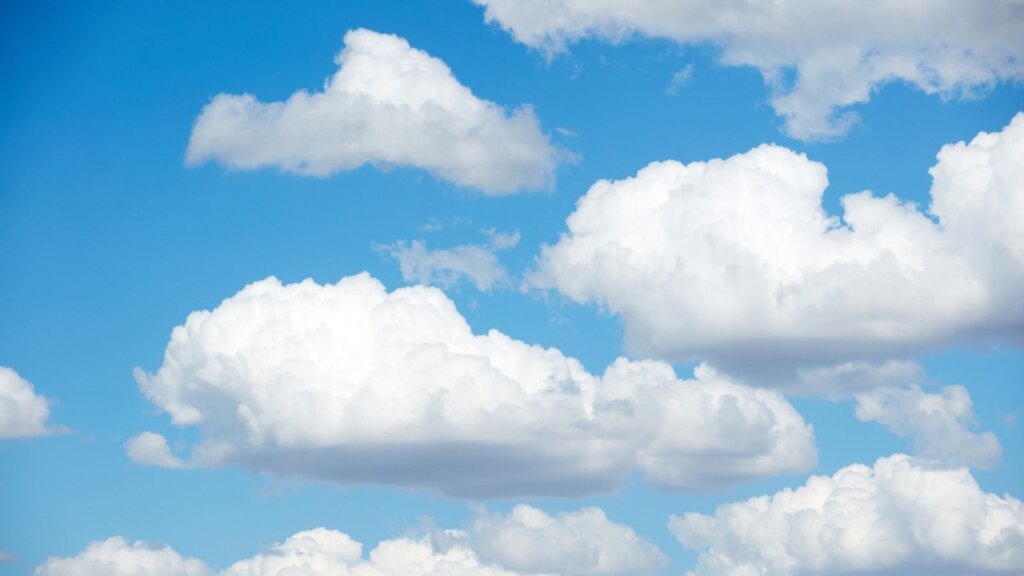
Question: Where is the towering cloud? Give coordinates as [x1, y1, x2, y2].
[671, 454, 1024, 576]
[473, 0, 1024, 139]
[531, 113, 1024, 390]
[187, 29, 561, 194]
[0, 366, 54, 439]
[131, 273, 815, 497]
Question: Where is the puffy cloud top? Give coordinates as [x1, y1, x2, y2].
[473, 0, 1024, 139]
[34, 537, 212, 576]
[532, 113, 1024, 388]
[0, 366, 54, 439]
[133, 273, 815, 497]
[471, 505, 665, 575]
[187, 29, 561, 194]
[36, 508, 663, 576]
[671, 454, 1024, 575]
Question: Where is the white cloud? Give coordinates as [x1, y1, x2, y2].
[186, 29, 561, 194]
[124, 431, 187, 469]
[38, 509, 662, 576]
[473, 0, 1024, 139]
[531, 113, 1024, 390]
[377, 230, 520, 291]
[132, 273, 815, 497]
[0, 366, 54, 439]
[665, 64, 693, 95]
[671, 454, 1024, 576]
[471, 505, 664, 575]
[855, 385, 1001, 469]
[0, 550, 15, 563]
[34, 537, 213, 576]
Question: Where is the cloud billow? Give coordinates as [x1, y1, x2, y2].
[186, 29, 561, 194]
[473, 0, 1024, 140]
[129, 273, 815, 497]
[531, 113, 1024, 392]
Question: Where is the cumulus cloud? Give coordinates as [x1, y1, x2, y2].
[132, 273, 814, 497]
[531, 113, 1024, 390]
[186, 29, 561, 194]
[124, 431, 187, 469]
[38, 508, 662, 576]
[0, 366, 55, 439]
[471, 505, 664, 575]
[473, 0, 1024, 139]
[377, 229, 520, 291]
[34, 537, 213, 576]
[671, 454, 1024, 576]
[855, 385, 1002, 469]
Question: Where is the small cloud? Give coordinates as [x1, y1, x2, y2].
[554, 127, 578, 138]
[0, 550, 16, 563]
[1000, 412, 1019, 428]
[125, 432, 187, 469]
[418, 216, 474, 233]
[377, 229, 520, 292]
[666, 64, 693, 95]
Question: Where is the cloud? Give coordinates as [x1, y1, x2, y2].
[186, 29, 561, 194]
[530, 113, 1024, 390]
[0, 366, 55, 439]
[473, 0, 1024, 139]
[132, 273, 815, 497]
[124, 431, 187, 469]
[855, 385, 1001, 469]
[0, 551, 15, 563]
[377, 230, 520, 291]
[38, 508, 661, 576]
[471, 505, 665, 575]
[665, 64, 693, 95]
[34, 537, 213, 576]
[671, 454, 1024, 576]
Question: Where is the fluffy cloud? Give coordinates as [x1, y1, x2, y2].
[186, 29, 561, 194]
[855, 385, 1002, 469]
[377, 230, 520, 291]
[471, 505, 664, 575]
[473, 0, 1024, 139]
[531, 113, 1024, 389]
[671, 454, 1024, 576]
[34, 537, 212, 576]
[38, 508, 662, 576]
[0, 366, 54, 439]
[124, 431, 187, 469]
[132, 273, 815, 497]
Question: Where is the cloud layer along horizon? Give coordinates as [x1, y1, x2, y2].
[531, 113, 1024, 391]
[130, 273, 815, 497]
[671, 454, 1024, 575]
[186, 29, 561, 194]
[35, 505, 663, 576]
[473, 0, 1024, 139]
[0, 366, 54, 439]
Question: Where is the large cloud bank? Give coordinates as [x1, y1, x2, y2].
[36, 506, 663, 576]
[130, 273, 815, 497]
[0, 366, 54, 439]
[186, 29, 560, 194]
[532, 113, 1024, 388]
[671, 454, 1024, 575]
[473, 0, 1024, 139]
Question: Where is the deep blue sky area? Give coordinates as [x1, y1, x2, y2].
[1, 1, 1022, 574]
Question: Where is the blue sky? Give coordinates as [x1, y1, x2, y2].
[1, 2, 1022, 575]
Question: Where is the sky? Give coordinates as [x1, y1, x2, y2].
[1, 1, 1022, 575]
